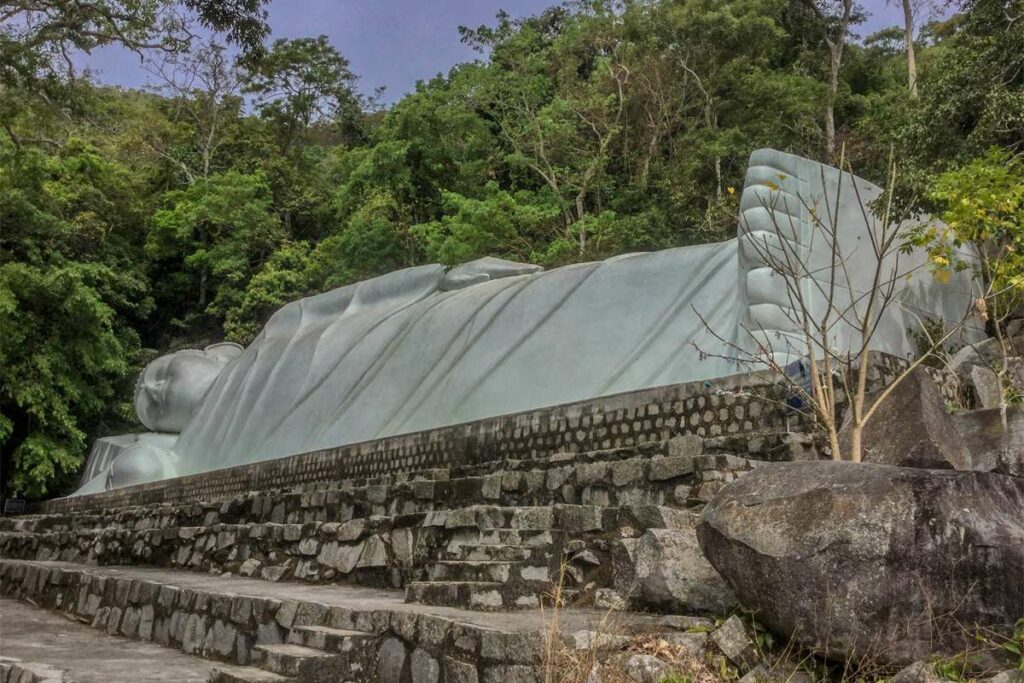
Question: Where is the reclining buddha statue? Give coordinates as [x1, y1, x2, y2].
[74, 149, 980, 494]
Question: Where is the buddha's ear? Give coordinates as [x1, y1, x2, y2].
[204, 342, 244, 362]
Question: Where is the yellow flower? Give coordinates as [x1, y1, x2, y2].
[727, 186, 736, 195]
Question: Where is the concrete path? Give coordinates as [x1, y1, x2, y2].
[0, 597, 214, 682]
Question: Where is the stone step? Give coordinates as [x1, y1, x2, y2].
[250, 643, 340, 679]
[2, 558, 687, 683]
[425, 559, 554, 585]
[287, 624, 377, 655]
[0, 504, 704, 591]
[405, 580, 546, 611]
[439, 543, 544, 562]
[208, 664, 295, 682]
[456, 527, 554, 547]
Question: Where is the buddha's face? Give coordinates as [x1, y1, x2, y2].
[134, 344, 241, 432]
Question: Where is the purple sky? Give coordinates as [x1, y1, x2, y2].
[78, 0, 917, 104]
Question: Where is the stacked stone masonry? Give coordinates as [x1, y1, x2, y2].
[2, 436, 766, 610]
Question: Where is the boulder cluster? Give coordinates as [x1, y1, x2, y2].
[697, 365, 1024, 673]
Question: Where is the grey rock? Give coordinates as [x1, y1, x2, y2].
[356, 535, 388, 568]
[337, 518, 366, 542]
[951, 337, 1003, 372]
[443, 657, 479, 683]
[593, 588, 627, 611]
[953, 406, 1024, 476]
[274, 600, 299, 629]
[985, 671, 1024, 683]
[181, 613, 207, 654]
[138, 604, 154, 641]
[698, 461, 1024, 664]
[256, 621, 283, 645]
[410, 647, 440, 683]
[481, 664, 539, 683]
[959, 364, 1003, 409]
[839, 367, 968, 469]
[206, 619, 236, 658]
[480, 631, 541, 664]
[662, 631, 707, 658]
[667, 434, 703, 457]
[378, 637, 408, 683]
[892, 661, 944, 683]
[238, 558, 261, 578]
[623, 654, 670, 683]
[615, 528, 735, 614]
[297, 537, 319, 556]
[391, 527, 416, 565]
[711, 616, 757, 671]
[648, 455, 696, 482]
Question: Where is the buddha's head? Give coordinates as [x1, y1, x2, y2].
[134, 342, 243, 433]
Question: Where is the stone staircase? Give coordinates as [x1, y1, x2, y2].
[0, 434, 776, 614]
[0, 431, 815, 680]
[0, 557, 705, 682]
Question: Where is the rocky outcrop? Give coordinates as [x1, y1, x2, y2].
[839, 367, 969, 469]
[696, 461, 1024, 665]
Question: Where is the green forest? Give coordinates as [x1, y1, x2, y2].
[1, 0, 1022, 499]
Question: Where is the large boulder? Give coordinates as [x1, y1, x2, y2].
[839, 367, 968, 469]
[612, 527, 736, 614]
[697, 461, 1024, 664]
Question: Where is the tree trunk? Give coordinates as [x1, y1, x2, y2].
[198, 226, 209, 307]
[825, 42, 841, 163]
[576, 195, 586, 255]
[901, 0, 918, 97]
[714, 156, 723, 199]
[849, 422, 862, 463]
[822, 0, 852, 163]
[199, 267, 208, 308]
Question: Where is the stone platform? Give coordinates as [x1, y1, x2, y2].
[0, 597, 214, 682]
[0, 559, 706, 682]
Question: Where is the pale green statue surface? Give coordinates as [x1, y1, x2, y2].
[74, 150, 980, 495]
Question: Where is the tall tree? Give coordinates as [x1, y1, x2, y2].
[0, 140, 151, 498]
[899, 0, 919, 96]
[145, 39, 242, 183]
[803, 0, 864, 160]
[0, 0, 267, 147]
[242, 36, 361, 152]
[147, 170, 284, 322]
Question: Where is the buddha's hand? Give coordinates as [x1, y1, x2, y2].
[439, 257, 544, 291]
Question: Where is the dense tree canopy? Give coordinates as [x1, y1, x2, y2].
[1, 0, 1021, 498]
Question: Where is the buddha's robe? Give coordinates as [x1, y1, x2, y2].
[171, 243, 741, 475]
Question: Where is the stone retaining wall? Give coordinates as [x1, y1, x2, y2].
[2, 442, 755, 594]
[42, 371, 796, 514]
